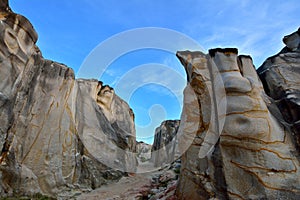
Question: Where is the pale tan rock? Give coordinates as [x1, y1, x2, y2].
[136, 141, 152, 162]
[176, 47, 300, 199]
[0, 4, 136, 198]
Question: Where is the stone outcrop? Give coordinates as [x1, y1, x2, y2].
[0, 3, 136, 198]
[151, 120, 180, 168]
[175, 28, 300, 199]
[258, 28, 300, 152]
[136, 141, 152, 163]
[1, 1, 300, 199]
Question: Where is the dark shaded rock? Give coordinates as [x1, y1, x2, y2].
[258, 27, 300, 152]
[208, 47, 238, 57]
[0, 0, 9, 12]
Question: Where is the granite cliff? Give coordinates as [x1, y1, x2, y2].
[151, 120, 180, 168]
[175, 28, 300, 199]
[0, 1, 136, 198]
[1, 0, 300, 199]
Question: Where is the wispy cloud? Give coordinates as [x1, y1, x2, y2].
[180, 0, 300, 67]
[113, 63, 185, 104]
[103, 68, 118, 77]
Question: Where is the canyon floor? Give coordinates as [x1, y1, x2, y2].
[77, 161, 178, 200]
[77, 173, 152, 200]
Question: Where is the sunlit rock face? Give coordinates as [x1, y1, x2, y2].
[258, 28, 300, 152]
[151, 120, 180, 167]
[0, 4, 136, 198]
[176, 35, 300, 199]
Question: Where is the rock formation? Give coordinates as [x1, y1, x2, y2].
[1, 1, 300, 199]
[0, 3, 136, 198]
[175, 29, 300, 199]
[258, 28, 300, 152]
[136, 141, 152, 163]
[151, 120, 180, 168]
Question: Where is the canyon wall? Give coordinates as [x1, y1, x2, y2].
[1, 1, 300, 199]
[151, 120, 180, 167]
[258, 28, 300, 152]
[175, 28, 300, 199]
[0, 3, 136, 198]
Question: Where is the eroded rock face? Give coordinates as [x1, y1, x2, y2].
[0, 4, 136, 198]
[176, 43, 300, 199]
[151, 120, 180, 168]
[136, 142, 152, 163]
[258, 28, 300, 152]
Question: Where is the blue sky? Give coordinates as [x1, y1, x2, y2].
[10, 0, 300, 144]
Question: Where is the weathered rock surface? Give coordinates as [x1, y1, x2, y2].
[258, 28, 300, 152]
[0, 3, 136, 198]
[2, 1, 300, 199]
[176, 31, 300, 199]
[136, 141, 152, 163]
[151, 120, 180, 168]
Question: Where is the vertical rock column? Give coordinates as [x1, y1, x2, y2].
[176, 51, 219, 199]
[176, 48, 300, 199]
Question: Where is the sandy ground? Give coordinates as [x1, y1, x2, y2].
[76, 162, 159, 200]
[76, 174, 151, 200]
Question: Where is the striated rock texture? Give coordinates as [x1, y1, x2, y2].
[0, 3, 136, 198]
[258, 28, 300, 152]
[175, 32, 300, 199]
[151, 120, 180, 168]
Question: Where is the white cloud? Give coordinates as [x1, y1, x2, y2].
[178, 0, 300, 68]
[103, 68, 118, 77]
[114, 63, 186, 104]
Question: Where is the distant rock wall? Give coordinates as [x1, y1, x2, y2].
[136, 142, 152, 163]
[151, 120, 180, 167]
[176, 29, 300, 199]
[0, 4, 136, 198]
